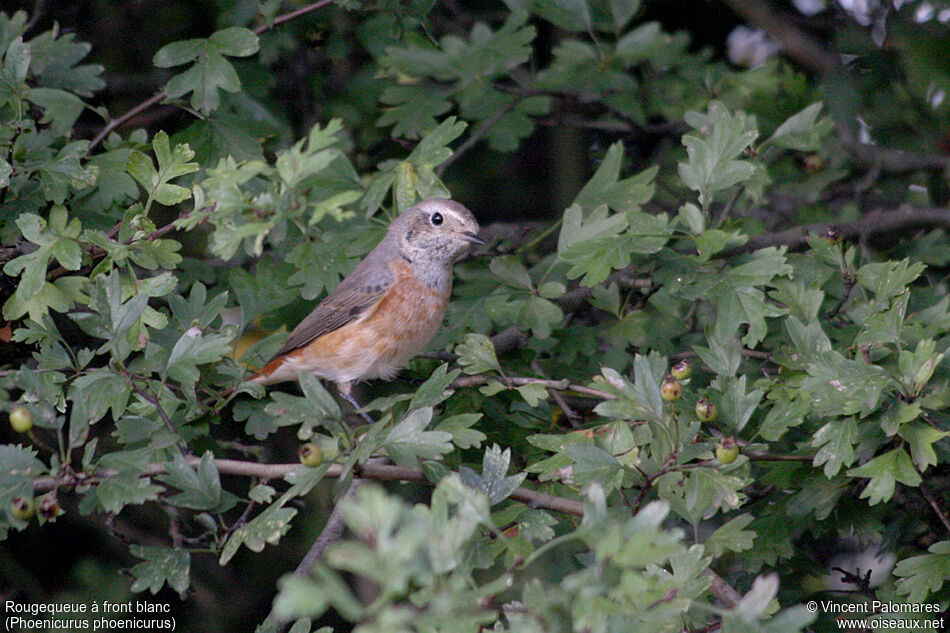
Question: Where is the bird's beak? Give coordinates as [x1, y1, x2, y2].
[462, 231, 486, 245]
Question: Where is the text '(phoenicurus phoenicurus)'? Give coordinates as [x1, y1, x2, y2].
[248, 198, 484, 421]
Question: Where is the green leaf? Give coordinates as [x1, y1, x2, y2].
[165, 328, 233, 387]
[631, 353, 666, 421]
[516, 382, 548, 406]
[208, 26, 259, 56]
[455, 333, 501, 375]
[894, 540, 950, 602]
[666, 467, 747, 524]
[765, 102, 833, 151]
[0, 445, 46, 528]
[490, 255, 533, 290]
[97, 473, 162, 514]
[459, 444, 527, 504]
[129, 545, 191, 597]
[154, 28, 259, 114]
[3, 211, 85, 321]
[407, 116, 468, 166]
[693, 334, 742, 377]
[378, 86, 453, 139]
[811, 417, 857, 477]
[515, 295, 563, 339]
[29, 87, 84, 137]
[385, 407, 453, 468]
[220, 502, 299, 565]
[67, 369, 130, 427]
[786, 475, 847, 521]
[854, 291, 908, 346]
[574, 143, 656, 213]
[563, 443, 623, 490]
[856, 259, 926, 310]
[768, 278, 825, 323]
[409, 364, 460, 410]
[558, 204, 628, 253]
[898, 422, 948, 471]
[758, 389, 811, 440]
[159, 452, 239, 512]
[560, 206, 670, 286]
[847, 448, 922, 505]
[435, 413, 486, 449]
[559, 234, 631, 286]
[899, 338, 944, 396]
[705, 513, 756, 557]
[609, 0, 642, 31]
[127, 131, 199, 209]
[593, 359, 664, 423]
[266, 373, 342, 440]
[717, 375, 763, 432]
[800, 349, 893, 417]
[678, 102, 758, 207]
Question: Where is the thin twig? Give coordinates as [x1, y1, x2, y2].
[823, 273, 855, 320]
[671, 349, 773, 362]
[255, 0, 336, 34]
[436, 100, 521, 176]
[130, 381, 190, 455]
[88, 92, 166, 152]
[450, 374, 616, 401]
[532, 360, 581, 428]
[744, 452, 813, 462]
[919, 482, 950, 537]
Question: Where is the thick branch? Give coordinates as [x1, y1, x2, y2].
[720, 0, 841, 74]
[727, 205, 950, 255]
[703, 569, 742, 608]
[33, 457, 751, 607]
[33, 457, 586, 516]
[837, 124, 950, 173]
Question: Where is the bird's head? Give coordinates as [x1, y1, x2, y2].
[392, 198, 484, 265]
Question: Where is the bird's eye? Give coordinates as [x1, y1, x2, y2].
[431, 212, 443, 226]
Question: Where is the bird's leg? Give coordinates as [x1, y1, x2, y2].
[336, 381, 376, 425]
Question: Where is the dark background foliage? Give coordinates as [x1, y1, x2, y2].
[3, 0, 950, 632]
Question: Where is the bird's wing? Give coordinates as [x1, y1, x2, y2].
[270, 253, 395, 358]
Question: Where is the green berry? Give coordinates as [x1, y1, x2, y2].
[298, 442, 324, 468]
[670, 359, 692, 381]
[11, 496, 34, 520]
[38, 495, 61, 520]
[660, 375, 683, 402]
[716, 438, 739, 464]
[823, 224, 843, 245]
[9, 406, 33, 433]
[695, 397, 718, 422]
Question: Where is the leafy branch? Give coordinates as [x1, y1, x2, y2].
[87, 0, 338, 151]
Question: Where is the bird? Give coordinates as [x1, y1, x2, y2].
[248, 198, 484, 422]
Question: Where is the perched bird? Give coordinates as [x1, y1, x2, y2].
[248, 198, 484, 421]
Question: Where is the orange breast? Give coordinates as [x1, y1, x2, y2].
[256, 259, 451, 385]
